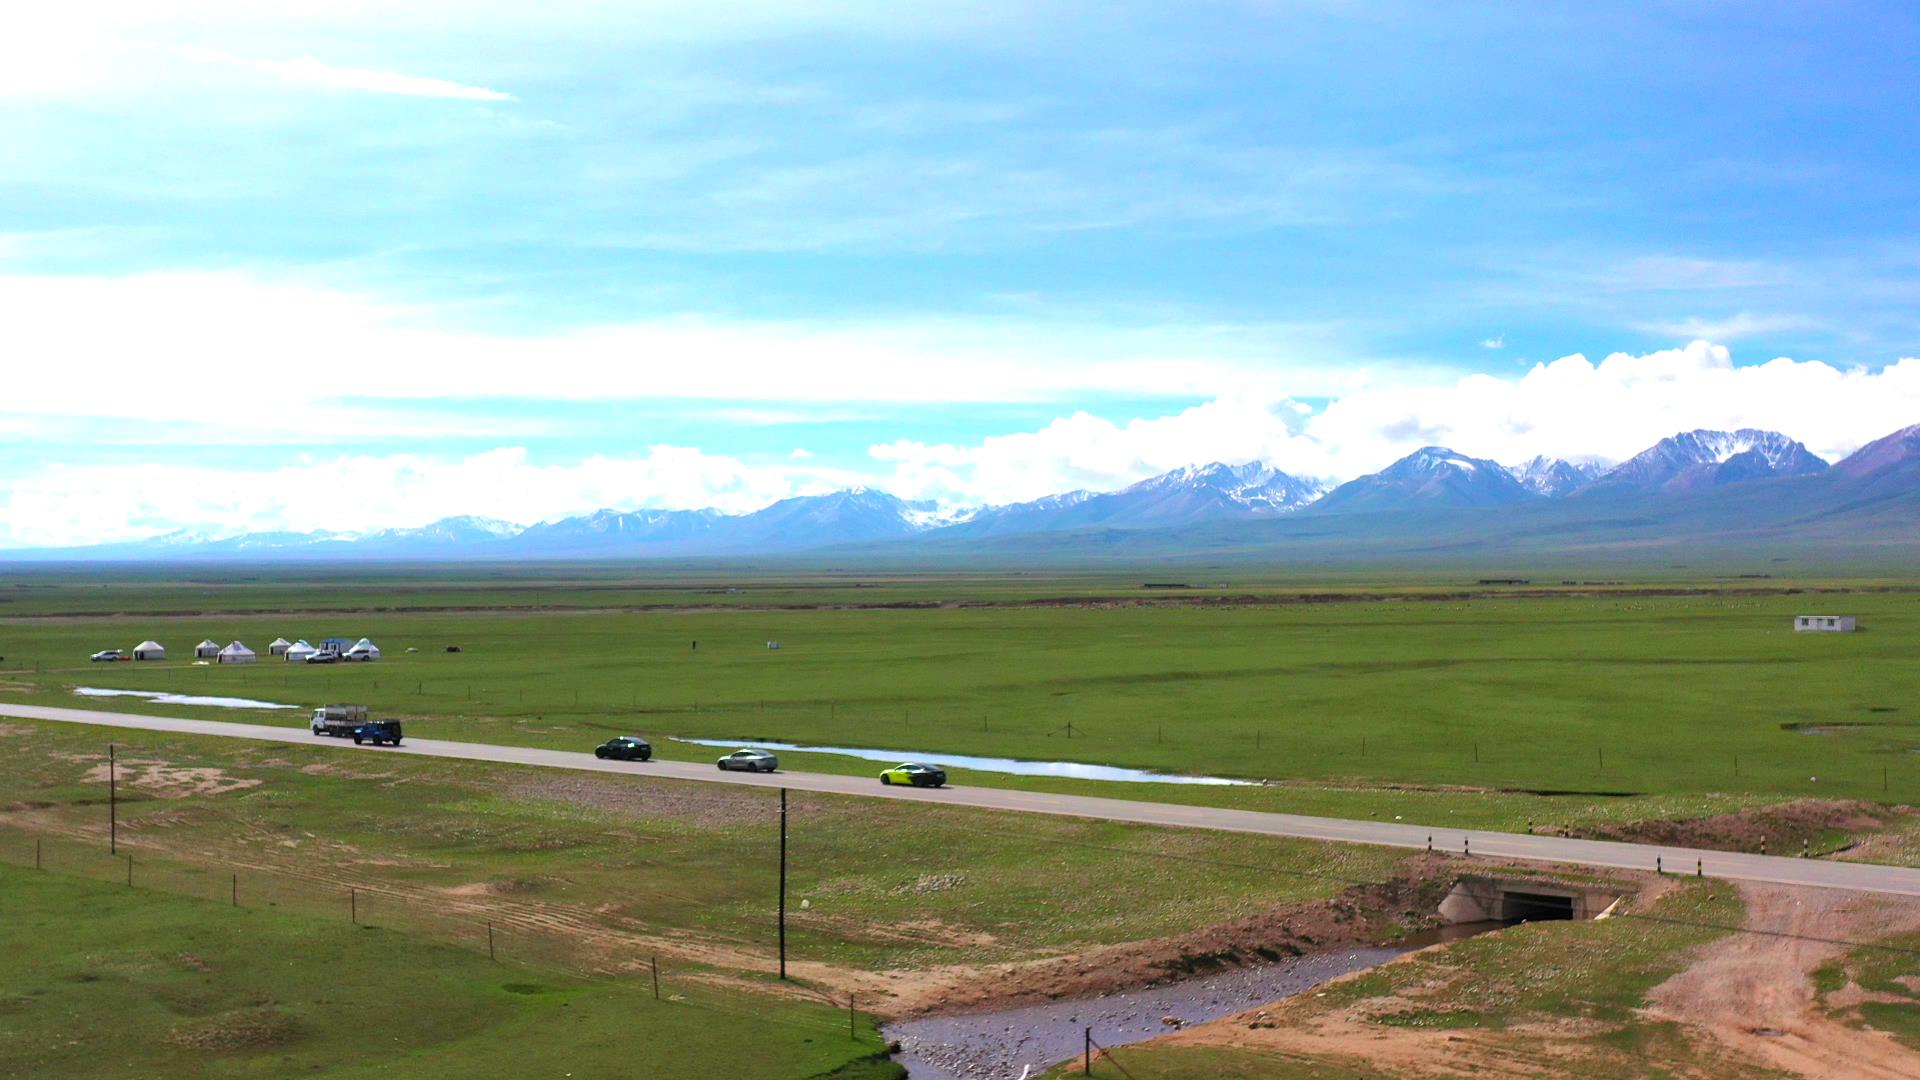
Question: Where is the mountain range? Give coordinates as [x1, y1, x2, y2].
[9, 424, 1917, 564]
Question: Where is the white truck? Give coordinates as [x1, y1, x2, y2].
[310, 703, 369, 737]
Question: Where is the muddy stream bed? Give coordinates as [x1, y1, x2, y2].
[885, 923, 1506, 1079]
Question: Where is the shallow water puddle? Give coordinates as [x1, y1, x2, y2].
[670, 737, 1255, 785]
[74, 687, 299, 710]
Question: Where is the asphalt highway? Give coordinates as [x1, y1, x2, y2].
[8, 702, 1920, 898]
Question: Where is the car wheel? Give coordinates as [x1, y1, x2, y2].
[881, 774, 892, 785]
[717, 762, 728, 771]
[353, 736, 363, 745]
[640, 755, 651, 762]
[595, 748, 608, 759]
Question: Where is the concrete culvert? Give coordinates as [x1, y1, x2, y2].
[1437, 875, 1617, 926]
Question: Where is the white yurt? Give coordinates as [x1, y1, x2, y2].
[283, 640, 317, 662]
[194, 639, 221, 659]
[132, 640, 166, 661]
[216, 641, 257, 665]
[267, 637, 293, 657]
[345, 637, 381, 661]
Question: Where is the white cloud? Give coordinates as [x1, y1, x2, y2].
[1631, 312, 1816, 341]
[872, 341, 1920, 504]
[1479, 335, 1503, 349]
[179, 47, 515, 101]
[871, 395, 1333, 504]
[0, 272, 1400, 434]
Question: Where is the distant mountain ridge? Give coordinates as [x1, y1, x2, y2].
[8, 424, 1915, 562]
[948, 461, 1325, 538]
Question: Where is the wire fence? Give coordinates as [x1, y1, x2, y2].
[0, 825, 874, 1048]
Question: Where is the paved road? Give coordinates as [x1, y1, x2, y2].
[10, 702, 1920, 899]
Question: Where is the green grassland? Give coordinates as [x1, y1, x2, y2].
[4, 572, 1918, 832]
[0, 870, 888, 1079]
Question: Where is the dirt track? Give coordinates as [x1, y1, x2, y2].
[1644, 883, 1920, 1079]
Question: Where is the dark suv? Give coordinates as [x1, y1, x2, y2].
[351, 721, 403, 746]
[594, 736, 653, 762]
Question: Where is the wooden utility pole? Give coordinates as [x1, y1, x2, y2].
[778, 788, 789, 980]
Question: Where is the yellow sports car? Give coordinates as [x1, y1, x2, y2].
[879, 763, 948, 788]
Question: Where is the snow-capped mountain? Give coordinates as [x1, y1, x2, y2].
[1311, 447, 1538, 513]
[941, 461, 1324, 537]
[1505, 456, 1610, 498]
[511, 508, 723, 555]
[1588, 429, 1828, 494]
[12, 423, 1920, 562]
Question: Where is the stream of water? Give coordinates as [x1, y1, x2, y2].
[670, 737, 1255, 785]
[73, 687, 299, 710]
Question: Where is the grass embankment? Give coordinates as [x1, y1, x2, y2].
[1047, 881, 1746, 1079]
[6, 580, 1919, 833]
[0, 870, 886, 1079]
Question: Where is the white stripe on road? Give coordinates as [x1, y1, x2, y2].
[8, 702, 1920, 898]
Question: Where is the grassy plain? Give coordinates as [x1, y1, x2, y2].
[4, 569, 1918, 832]
[5, 566, 1915, 1077]
[0, 870, 884, 1079]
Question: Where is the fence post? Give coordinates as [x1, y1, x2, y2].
[126, 853, 133, 887]
[35, 838, 41, 870]
[109, 743, 117, 855]
[1085, 1026, 1092, 1074]
[849, 992, 856, 1041]
[351, 888, 357, 925]
[232, 873, 238, 907]
[652, 956, 660, 1000]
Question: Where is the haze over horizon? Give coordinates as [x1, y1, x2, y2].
[8, 3, 1920, 547]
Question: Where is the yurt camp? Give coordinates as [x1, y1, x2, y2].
[216, 641, 256, 665]
[345, 638, 381, 662]
[194, 639, 220, 659]
[132, 640, 166, 661]
[283, 640, 317, 662]
[267, 637, 293, 657]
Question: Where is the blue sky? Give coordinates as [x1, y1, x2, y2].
[6, 2, 1920, 545]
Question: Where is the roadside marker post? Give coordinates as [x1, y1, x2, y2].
[108, 743, 117, 855]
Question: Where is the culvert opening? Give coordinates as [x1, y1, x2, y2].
[1438, 876, 1616, 929]
[1500, 891, 1576, 922]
